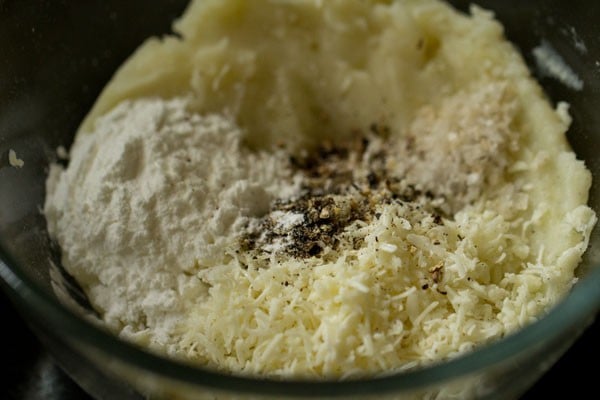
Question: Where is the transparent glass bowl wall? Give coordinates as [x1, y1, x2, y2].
[0, 1, 599, 399]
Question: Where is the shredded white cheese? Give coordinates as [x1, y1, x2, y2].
[533, 40, 584, 90]
[8, 149, 24, 168]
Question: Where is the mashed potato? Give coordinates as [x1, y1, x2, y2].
[45, 0, 596, 379]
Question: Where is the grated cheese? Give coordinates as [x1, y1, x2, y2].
[8, 149, 24, 168]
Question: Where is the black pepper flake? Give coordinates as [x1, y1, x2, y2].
[308, 243, 322, 256]
[369, 123, 378, 134]
[367, 172, 379, 189]
[421, 283, 429, 290]
[361, 137, 370, 150]
[369, 123, 391, 136]
[289, 155, 303, 168]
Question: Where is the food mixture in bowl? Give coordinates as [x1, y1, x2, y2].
[44, 0, 596, 378]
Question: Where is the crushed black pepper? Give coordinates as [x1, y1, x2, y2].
[241, 131, 448, 259]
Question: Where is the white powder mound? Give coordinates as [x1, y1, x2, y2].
[45, 97, 295, 348]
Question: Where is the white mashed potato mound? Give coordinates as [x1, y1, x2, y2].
[45, 0, 596, 379]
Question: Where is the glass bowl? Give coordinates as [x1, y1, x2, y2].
[0, 1, 599, 399]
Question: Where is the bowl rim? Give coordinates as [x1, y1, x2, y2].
[1, 243, 599, 397]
